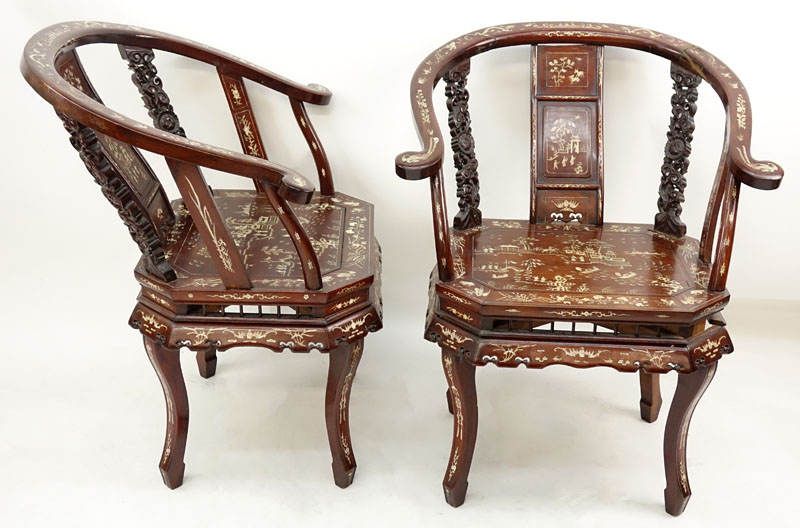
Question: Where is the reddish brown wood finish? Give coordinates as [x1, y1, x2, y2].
[325, 339, 364, 488]
[398, 23, 780, 515]
[441, 349, 478, 507]
[23, 21, 382, 490]
[195, 346, 217, 379]
[532, 45, 603, 226]
[639, 371, 662, 423]
[663, 363, 718, 515]
[144, 337, 189, 489]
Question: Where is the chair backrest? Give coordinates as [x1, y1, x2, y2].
[396, 23, 783, 290]
[23, 22, 333, 289]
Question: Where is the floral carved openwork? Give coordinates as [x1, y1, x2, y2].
[120, 46, 186, 137]
[444, 61, 481, 230]
[58, 112, 175, 281]
[655, 63, 701, 237]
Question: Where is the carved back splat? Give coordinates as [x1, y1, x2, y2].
[531, 44, 603, 226]
[120, 45, 251, 289]
[55, 50, 176, 281]
[118, 46, 185, 136]
[444, 60, 481, 230]
[655, 63, 702, 237]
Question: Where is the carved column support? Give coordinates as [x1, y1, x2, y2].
[119, 45, 186, 137]
[655, 63, 701, 237]
[444, 60, 481, 230]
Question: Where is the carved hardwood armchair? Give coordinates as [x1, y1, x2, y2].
[22, 22, 381, 490]
[396, 23, 782, 515]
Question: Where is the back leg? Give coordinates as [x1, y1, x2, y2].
[639, 371, 662, 423]
[195, 346, 217, 379]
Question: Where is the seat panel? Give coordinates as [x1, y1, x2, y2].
[440, 220, 728, 323]
[153, 190, 373, 293]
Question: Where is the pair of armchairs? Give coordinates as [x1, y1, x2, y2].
[22, 21, 782, 516]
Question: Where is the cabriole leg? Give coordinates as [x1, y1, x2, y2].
[325, 339, 363, 488]
[663, 363, 718, 516]
[441, 349, 478, 507]
[143, 336, 189, 489]
[195, 346, 217, 379]
[639, 371, 662, 423]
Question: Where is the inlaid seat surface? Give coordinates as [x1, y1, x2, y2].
[161, 190, 374, 292]
[439, 221, 728, 322]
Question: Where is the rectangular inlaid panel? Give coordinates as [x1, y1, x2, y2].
[531, 44, 603, 225]
[536, 45, 598, 97]
[538, 102, 597, 181]
[535, 190, 598, 225]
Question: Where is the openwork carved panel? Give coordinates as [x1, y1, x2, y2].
[444, 61, 481, 230]
[53, 50, 175, 280]
[655, 63, 701, 237]
[59, 112, 176, 281]
[119, 45, 186, 137]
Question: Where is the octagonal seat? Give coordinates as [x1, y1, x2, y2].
[133, 190, 378, 311]
[435, 220, 729, 327]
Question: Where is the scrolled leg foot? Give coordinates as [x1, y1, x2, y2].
[325, 339, 363, 489]
[195, 346, 217, 379]
[639, 371, 662, 423]
[663, 363, 717, 516]
[144, 336, 189, 489]
[441, 349, 478, 507]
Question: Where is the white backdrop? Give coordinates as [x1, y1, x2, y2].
[2, 1, 798, 526]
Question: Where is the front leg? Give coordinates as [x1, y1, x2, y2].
[663, 363, 718, 516]
[143, 336, 189, 489]
[325, 339, 363, 488]
[441, 349, 478, 507]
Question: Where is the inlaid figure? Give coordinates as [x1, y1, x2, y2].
[395, 23, 781, 515]
[23, 22, 382, 489]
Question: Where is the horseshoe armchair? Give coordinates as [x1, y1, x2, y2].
[23, 22, 381, 489]
[396, 23, 782, 515]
